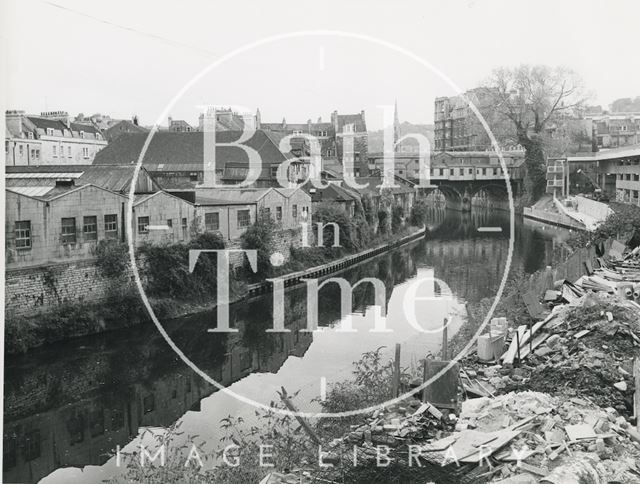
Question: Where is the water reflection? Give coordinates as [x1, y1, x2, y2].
[3, 209, 569, 483]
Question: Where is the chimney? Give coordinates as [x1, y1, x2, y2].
[132, 115, 139, 126]
[168, 116, 173, 128]
[255, 108, 261, 129]
[5, 110, 25, 137]
[331, 110, 338, 131]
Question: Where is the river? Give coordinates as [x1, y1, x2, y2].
[3, 208, 574, 483]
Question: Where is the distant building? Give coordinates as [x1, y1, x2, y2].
[194, 187, 311, 241]
[430, 150, 526, 183]
[5, 110, 107, 165]
[434, 88, 495, 152]
[92, 130, 306, 190]
[587, 114, 640, 149]
[104, 119, 149, 142]
[568, 145, 640, 206]
[260, 110, 369, 177]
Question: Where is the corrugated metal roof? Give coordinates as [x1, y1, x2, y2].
[8, 186, 54, 197]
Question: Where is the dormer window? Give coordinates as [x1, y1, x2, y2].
[27, 132, 34, 139]
[46, 128, 54, 136]
[293, 130, 303, 136]
[79, 131, 85, 139]
[344, 124, 355, 133]
[96, 133, 102, 140]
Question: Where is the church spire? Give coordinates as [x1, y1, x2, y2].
[393, 99, 400, 152]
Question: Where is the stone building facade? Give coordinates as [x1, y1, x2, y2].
[5, 110, 107, 165]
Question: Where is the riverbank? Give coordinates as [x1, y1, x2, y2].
[5, 224, 426, 355]
[110, 286, 640, 483]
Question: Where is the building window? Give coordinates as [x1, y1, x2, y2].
[181, 217, 188, 233]
[35, 149, 40, 159]
[276, 206, 282, 221]
[166, 218, 173, 228]
[292, 130, 303, 135]
[83, 216, 97, 241]
[61, 218, 77, 244]
[263, 207, 271, 219]
[270, 166, 279, 178]
[53, 145, 57, 157]
[47, 128, 54, 136]
[189, 172, 199, 182]
[68, 146, 72, 157]
[137, 216, 149, 234]
[237, 210, 250, 228]
[104, 214, 118, 239]
[301, 206, 309, 219]
[15, 221, 31, 249]
[79, 131, 85, 139]
[27, 131, 34, 139]
[292, 204, 298, 218]
[96, 133, 102, 140]
[82, 147, 89, 158]
[205, 212, 219, 231]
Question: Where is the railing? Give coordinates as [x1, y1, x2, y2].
[245, 228, 427, 297]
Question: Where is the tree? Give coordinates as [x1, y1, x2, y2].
[240, 212, 278, 280]
[481, 65, 586, 202]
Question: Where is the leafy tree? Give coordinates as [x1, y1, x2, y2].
[481, 65, 586, 202]
[240, 212, 278, 280]
[391, 205, 404, 232]
[409, 199, 429, 226]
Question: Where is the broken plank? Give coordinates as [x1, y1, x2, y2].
[502, 315, 555, 365]
[573, 329, 591, 340]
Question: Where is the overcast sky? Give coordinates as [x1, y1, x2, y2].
[2, 0, 639, 130]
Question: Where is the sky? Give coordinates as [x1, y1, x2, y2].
[2, 0, 640, 131]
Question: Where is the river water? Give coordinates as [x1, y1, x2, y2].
[3, 209, 573, 483]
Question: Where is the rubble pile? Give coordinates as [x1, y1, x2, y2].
[263, 241, 640, 483]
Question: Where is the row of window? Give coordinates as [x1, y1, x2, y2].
[45, 128, 101, 140]
[617, 173, 640, 181]
[137, 216, 188, 234]
[14, 215, 118, 249]
[53, 145, 90, 158]
[430, 167, 505, 176]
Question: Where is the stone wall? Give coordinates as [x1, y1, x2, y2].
[5, 259, 119, 317]
[6, 226, 312, 316]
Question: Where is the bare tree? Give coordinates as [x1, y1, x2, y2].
[481, 65, 586, 202]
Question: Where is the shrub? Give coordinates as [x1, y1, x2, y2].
[313, 203, 364, 251]
[377, 209, 389, 234]
[391, 205, 404, 231]
[240, 213, 278, 281]
[568, 202, 640, 249]
[138, 232, 225, 299]
[95, 240, 129, 278]
[410, 199, 429, 226]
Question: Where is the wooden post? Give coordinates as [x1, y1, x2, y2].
[634, 358, 640, 431]
[441, 318, 448, 360]
[279, 387, 321, 445]
[422, 358, 428, 403]
[516, 330, 521, 367]
[392, 343, 401, 398]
